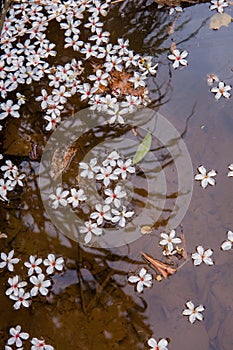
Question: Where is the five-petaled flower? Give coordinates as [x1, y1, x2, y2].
[191, 246, 214, 266]
[31, 337, 54, 350]
[147, 337, 169, 350]
[194, 165, 217, 189]
[30, 273, 51, 296]
[159, 229, 182, 253]
[182, 300, 205, 324]
[168, 49, 188, 69]
[24, 255, 43, 276]
[49, 187, 69, 209]
[79, 220, 103, 244]
[211, 81, 231, 100]
[0, 250, 20, 271]
[7, 325, 29, 348]
[43, 254, 64, 275]
[128, 267, 153, 293]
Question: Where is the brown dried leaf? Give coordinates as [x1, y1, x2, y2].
[141, 252, 177, 279]
[50, 145, 77, 180]
[108, 69, 146, 97]
[209, 13, 232, 30]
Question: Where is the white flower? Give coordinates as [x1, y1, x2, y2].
[210, 0, 228, 13]
[30, 273, 51, 296]
[147, 337, 168, 350]
[9, 288, 31, 310]
[96, 166, 118, 187]
[0, 178, 14, 201]
[79, 158, 100, 179]
[31, 337, 54, 350]
[7, 172, 25, 187]
[0, 99, 20, 119]
[102, 151, 120, 167]
[90, 204, 112, 225]
[67, 188, 86, 208]
[114, 159, 135, 180]
[128, 71, 147, 89]
[1, 160, 18, 178]
[88, 69, 109, 88]
[159, 229, 182, 252]
[182, 301, 205, 324]
[169, 6, 183, 15]
[111, 206, 134, 227]
[106, 103, 128, 124]
[0, 250, 20, 271]
[168, 49, 188, 69]
[104, 185, 126, 208]
[43, 254, 64, 274]
[227, 164, 233, 177]
[191, 246, 214, 266]
[194, 165, 217, 189]
[6, 275, 27, 296]
[49, 187, 69, 209]
[44, 115, 61, 131]
[221, 230, 233, 250]
[24, 255, 43, 276]
[128, 267, 152, 293]
[7, 325, 29, 347]
[211, 81, 231, 100]
[79, 221, 103, 244]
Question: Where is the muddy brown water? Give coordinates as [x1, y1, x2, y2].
[1, 1, 233, 349]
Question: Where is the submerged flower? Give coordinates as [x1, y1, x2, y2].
[194, 165, 217, 188]
[211, 81, 231, 100]
[147, 337, 168, 350]
[191, 246, 214, 266]
[0, 250, 20, 271]
[128, 267, 152, 293]
[7, 325, 29, 348]
[221, 230, 233, 250]
[182, 301, 205, 324]
[43, 254, 64, 275]
[168, 49, 188, 68]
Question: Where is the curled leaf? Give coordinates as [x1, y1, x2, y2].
[132, 132, 152, 165]
[209, 13, 232, 30]
[141, 252, 177, 279]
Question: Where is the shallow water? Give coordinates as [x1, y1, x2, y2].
[1, 1, 233, 349]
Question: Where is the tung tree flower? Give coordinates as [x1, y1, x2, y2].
[211, 81, 231, 100]
[191, 246, 214, 266]
[147, 337, 169, 350]
[43, 254, 64, 275]
[182, 301, 205, 324]
[0, 250, 20, 271]
[194, 165, 217, 189]
[30, 273, 51, 296]
[168, 49, 188, 69]
[128, 267, 152, 293]
[7, 325, 29, 348]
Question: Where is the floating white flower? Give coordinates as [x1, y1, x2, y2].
[147, 337, 168, 350]
[227, 164, 233, 177]
[102, 151, 120, 167]
[79, 220, 103, 244]
[159, 229, 182, 253]
[79, 158, 100, 179]
[67, 188, 86, 208]
[95, 165, 118, 187]
[211, 81, 231, 100]
[168, 49, 188, 69]
[128, 267, 152, 293]
[49, 187, 69, 209]
[221, 230, 233, 250]
[111, 206, 134, 227]
[90, 203, 112, 225]
[6, 275, 27, 296]
[7, 325, 29, 348]
[210, 0, 228, 13]
[24, 255, 43, 276]
[182, 301, 205, 324]
[191, 246, 214, 266]
[114, 159, 135, 180]
[194, 165, 217, 189]
[43, 254, 64, 275]
[30, 273, 51, 296]
[0, 249, 20, 271]
[31, 337, 54, 350]
[9, 288, 31, 310]
[104, 185, 126, 208]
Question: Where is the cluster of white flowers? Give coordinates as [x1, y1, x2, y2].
[0, 251, 64, 310]
[0, 158, 26, 201]
[49, 151, 135, 244]
[0, 0, 158, 131]
[5, 324, 54, 350]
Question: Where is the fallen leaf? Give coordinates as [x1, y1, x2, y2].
[141, 252, 177, 279]
[132, 132, 152, 165]
[140, 226, 153, 235]
[50, 145, 77, 180]
[209, 13, 232, 30]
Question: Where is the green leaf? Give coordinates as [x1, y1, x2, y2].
[132, 132, 152, 165]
